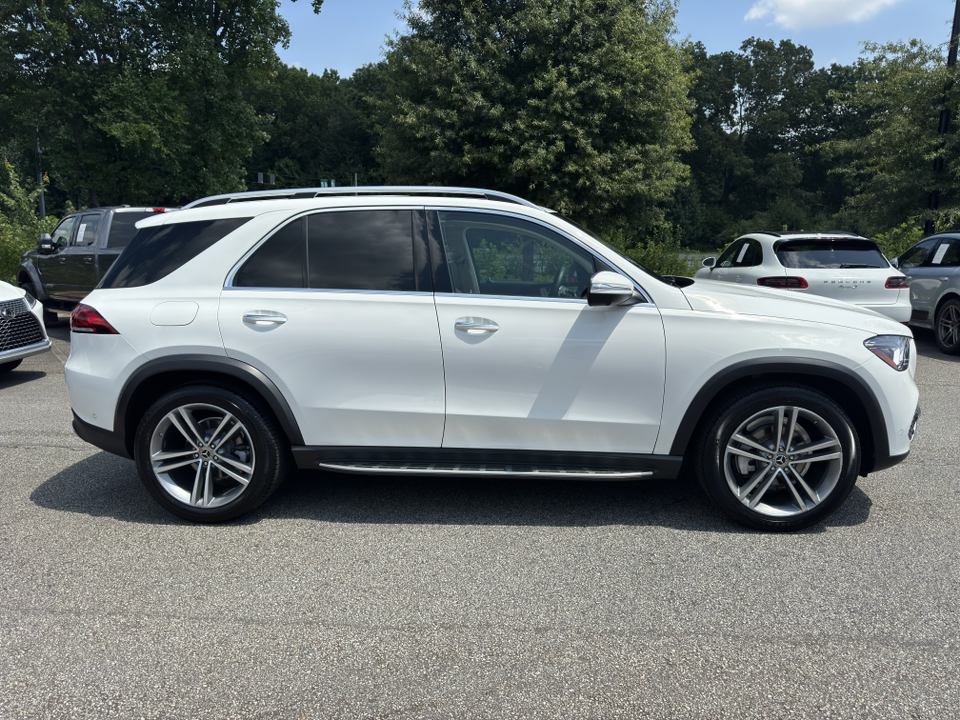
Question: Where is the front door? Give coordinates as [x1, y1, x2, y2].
[431, 209, 666, 455]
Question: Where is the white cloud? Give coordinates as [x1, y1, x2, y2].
[745, 0, 904, 30]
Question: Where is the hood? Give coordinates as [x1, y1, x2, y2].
[0, 281, 25, 303]
[681, 279, 911, 337]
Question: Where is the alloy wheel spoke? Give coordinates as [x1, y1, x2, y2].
[738, 463, 775, 501]
[747, 471, 779, 509]
[189, 461, 204, 506]
[784, 406, 799, 451]
[782, 470, 809, 511]
[208, 414, 240, 448]
[789, 465, 822, 506]
[790, 437, 840, 456]
[792, 451, 842, 465]
[210, 460, 252, 486]
[204, 462, 214, 507]
[727, 445, 769, 464]
[213, 452, 253, 475]
[731, 433, 772, 456]
[773, 407, 785, 451]
[154, 457, 200, 474]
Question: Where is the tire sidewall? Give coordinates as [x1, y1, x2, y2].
[698, 386, 860, 531]
[134, 385, 282, 523]
[935, 299, 960, 354]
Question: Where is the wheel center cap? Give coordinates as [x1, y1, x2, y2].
[201, 449, 212, 459]
[775, 454, 788, 467]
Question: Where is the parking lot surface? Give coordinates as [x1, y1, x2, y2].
[1, 319, 958, 719]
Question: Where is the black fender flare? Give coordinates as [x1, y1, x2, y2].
[668, 358, 890, 472]
[16, 262, 47, 301]
[115, 355, 305, 448]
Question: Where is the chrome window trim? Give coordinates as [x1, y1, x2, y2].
[428, 206, 656, 306]
[222, 286, 434, 298]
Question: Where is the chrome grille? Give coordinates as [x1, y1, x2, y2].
[0, 299, 45, 352]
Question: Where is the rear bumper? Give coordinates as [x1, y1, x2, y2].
[72, 411, 132, 459]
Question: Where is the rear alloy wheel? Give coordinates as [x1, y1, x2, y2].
[696, 386, 860, 531]
[935, 298, 960, 355]
[134, 385, 289, 522]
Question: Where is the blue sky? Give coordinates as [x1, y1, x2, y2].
[275, 0, 954, 77]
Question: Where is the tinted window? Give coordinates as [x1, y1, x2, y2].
[438, 211, 596, 298]
[234, 218, 306, 288]
[74, 214, 101, 246]
[307, 210, 415, 291]
[101, 218, 252, 288]
[776, 239, 887, 269]
[108, 212, 161, 248]
[716, 241, 745, 268]
[897, 238, 937, 269]
[930, 239, 960, 267]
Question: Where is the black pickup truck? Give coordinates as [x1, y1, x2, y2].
[18, 206, 174, 322]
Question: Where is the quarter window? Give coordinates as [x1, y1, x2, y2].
[437, 211, 596, 298]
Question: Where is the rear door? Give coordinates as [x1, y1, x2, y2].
[218, 208, 445, 448]
[431, 209, 666, 455]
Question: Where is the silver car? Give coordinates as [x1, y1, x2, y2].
[894, 232, 960, 354]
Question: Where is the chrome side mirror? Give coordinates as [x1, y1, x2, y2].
[587, 271, 642, 307]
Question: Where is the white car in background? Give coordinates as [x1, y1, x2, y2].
[695, 231, 911, 322]
[0, 280, 51, 373]
[63, 188, 920, 531]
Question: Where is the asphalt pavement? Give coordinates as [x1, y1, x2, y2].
[0, 317, 958, 719]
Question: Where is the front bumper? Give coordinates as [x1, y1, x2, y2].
[0, 338, 51, 365]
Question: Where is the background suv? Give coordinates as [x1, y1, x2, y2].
[894, 232, 960, 354]
[64, 187, 919, 531]
[18, 206, 174, 322]
[696, 231, 911, 321]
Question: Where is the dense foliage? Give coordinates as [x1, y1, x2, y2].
[2, 0, 959, 277]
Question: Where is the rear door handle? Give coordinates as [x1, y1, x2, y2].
[243, 312, 287, 327]
[455, 317, 499, 334]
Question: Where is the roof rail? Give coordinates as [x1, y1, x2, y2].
[182, 186, 543, 210]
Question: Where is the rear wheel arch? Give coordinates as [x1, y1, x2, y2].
[116, 356, 305, 457]
[670, 361, 883, 475]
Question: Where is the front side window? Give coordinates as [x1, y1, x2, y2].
[437, 211, 596, 298]
[898, 239, 937, 269]
[717, 241, 746, 268]
[50, 216, 77, 249]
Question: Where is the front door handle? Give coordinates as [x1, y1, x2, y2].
[455, 317, 499, 334]
[243, 312, 287, 327]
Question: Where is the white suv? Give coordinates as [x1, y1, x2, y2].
[64, 188, 920, 531]
[695, 231, 912, 322]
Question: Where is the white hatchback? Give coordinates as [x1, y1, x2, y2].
[63, 188, 920, 531]
[695, 232, 911, 322]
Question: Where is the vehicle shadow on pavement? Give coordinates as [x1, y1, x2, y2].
[0, 370, 46, 389]
[29, 451, 872, 533]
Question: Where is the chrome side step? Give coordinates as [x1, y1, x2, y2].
[315, 461, 654, 479]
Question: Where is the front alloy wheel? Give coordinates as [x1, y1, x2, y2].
[696, 386, 860, 531]
[935, 299, 960, 355]
[135, 386, 289, 522]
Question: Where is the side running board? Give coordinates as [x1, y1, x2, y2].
[315, 461, 654, 479]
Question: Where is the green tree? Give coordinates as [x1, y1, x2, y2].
[0, 161, 58, 282]
[824, 40, 960, 234]
[376, 0, 693, 237]
[0, 1, 321, 207]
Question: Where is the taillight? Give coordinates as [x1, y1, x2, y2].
[71, 304, 119, 334]
[885, 276, 908, 289]
[758, 276, 808, 289]
[151, 208, 166, 212]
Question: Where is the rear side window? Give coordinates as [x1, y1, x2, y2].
[308, 210, 415, 291]
[101, 218, 251, 288]
[776, 239, 887, 269]
[234, 218, 306, 288]
[74, 214, 101, 246]
[107, 212, 162, 248]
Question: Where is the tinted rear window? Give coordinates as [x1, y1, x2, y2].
[108, 212, 161, 248]
[775, 239, 888, 269]
[101, 218, 251, 288]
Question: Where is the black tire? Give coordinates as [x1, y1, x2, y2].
[19, 282, 57, 325]
[134, 385, 290, 522]
[694, 385, 860, 532]
[934, 298, 960, 355]
[0, 359, 23, 374]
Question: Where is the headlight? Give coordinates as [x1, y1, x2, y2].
[21, 289, 37, 309]
[864, 335, 911, 371]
